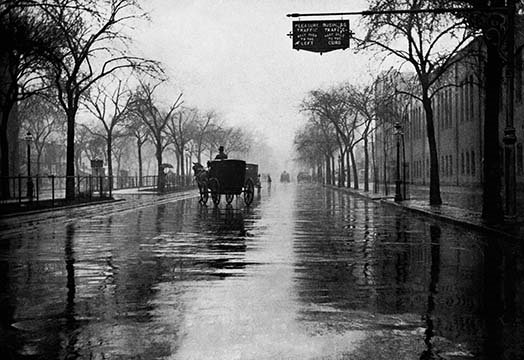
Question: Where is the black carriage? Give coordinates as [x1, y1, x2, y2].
[200, 160, 257, 206]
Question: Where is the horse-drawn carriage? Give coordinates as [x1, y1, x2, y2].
[193, 159, 257, 206]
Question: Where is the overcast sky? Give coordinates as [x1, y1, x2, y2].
[134, 0, 374, 164]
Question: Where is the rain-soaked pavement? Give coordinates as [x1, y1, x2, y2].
[0, 183, 523, 359]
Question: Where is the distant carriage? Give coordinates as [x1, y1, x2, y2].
[280, 171, 290, 183]
[193, 159, 257, 206]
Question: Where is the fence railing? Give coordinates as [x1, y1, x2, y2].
[0, 174, 195, 205]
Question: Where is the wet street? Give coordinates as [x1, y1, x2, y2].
[1, 183, 523, 359]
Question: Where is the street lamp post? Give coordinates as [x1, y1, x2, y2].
[25, 131, 34, 201]
[394, 122, 403, 202]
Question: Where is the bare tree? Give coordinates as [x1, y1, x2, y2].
[125, 111, 148, 186]
[193, 110, 219, 163]
[360, 0, 475, 204]
[166, 107, 197, 177]
[42, 0, 162, 199]
[19, 93, 65, 175]
[301, 86, 362, 188]
[84, 79, 131, 195]
[294, 117, 337, 184]
[130, 80, 182, 192]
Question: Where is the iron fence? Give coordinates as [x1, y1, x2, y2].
[0, 174, 195, 205]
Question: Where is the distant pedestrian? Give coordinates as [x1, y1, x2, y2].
[215, 146, 228, 160]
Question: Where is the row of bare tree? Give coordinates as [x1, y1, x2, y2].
[295, 80, 399, 192]
[297, 0, 517, 223]
[18, 80, 252, 192]
[1, 0, 251, 198]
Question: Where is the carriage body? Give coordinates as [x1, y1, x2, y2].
[208, 160, 246, 195]
[197, 159, 257, 206]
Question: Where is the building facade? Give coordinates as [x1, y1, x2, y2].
[375, 38, 524, 211]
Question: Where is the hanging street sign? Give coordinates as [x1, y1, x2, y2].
[292, 20, 351, 53]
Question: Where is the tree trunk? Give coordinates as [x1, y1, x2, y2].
[65, 109, 76, 199]
[371, 132, 378, 193]
[482, 38, 503, 222]
[180, 147, 185, 177]
[36, 149, 42, 175]
[383, 137, 388, 196]
[338, 151, 345, 187]
[422, 92, 442, 205]
[325, 154, 330, 185]
[137, 140, 143, 187]
[174, 151, 179, 176]
[107, 134, 112, 195]
[350, 149, 358, 190]
[346, 151, 351, 188]
[156, 143, 164, 192]
[331, 156, 336, 186]
[364, 135, 369, 192]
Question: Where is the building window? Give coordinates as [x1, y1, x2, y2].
[471, 151, 475, 176]
[517, 143, 523, 176]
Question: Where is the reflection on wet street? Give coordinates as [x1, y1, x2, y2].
[0, 184, 523, 359]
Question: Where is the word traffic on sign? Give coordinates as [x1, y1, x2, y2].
[291, 20, 351, 54]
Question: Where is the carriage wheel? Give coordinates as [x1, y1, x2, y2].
[208, 178, 220, 206]
[225, 194, 234, 204]
[199, 184, 209, 205]
[244, 179, 254, 206]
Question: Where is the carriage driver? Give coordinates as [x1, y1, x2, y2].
[215, 146, 228, 160]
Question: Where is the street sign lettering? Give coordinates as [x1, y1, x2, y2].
[292, 20, 350, 53]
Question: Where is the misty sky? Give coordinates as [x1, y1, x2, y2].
[134, 0, 374, 163]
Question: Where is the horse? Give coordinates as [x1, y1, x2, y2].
[192, 162, 209, 204]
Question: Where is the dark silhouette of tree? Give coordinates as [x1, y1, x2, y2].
[0, 2, 64, 198]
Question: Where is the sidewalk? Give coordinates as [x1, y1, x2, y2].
[328, 183, 524, 240]
[0, 185, 197, 218]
